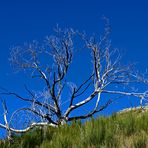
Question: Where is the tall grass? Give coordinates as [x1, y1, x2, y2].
[0, 110, 148, 148]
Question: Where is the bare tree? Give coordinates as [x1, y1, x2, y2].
[0, 19, 148, 137]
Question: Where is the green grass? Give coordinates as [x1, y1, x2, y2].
[0, 109, 148, 148]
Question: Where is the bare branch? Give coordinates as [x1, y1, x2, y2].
[0, 122, 57, 134]
[65, 90, 99, 117]
[102, 90, 148, 98]
[68, 99, 112, 121]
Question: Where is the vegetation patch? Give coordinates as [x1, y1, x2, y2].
[0, 109, 148, 148]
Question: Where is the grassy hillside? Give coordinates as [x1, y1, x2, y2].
[0, 108, 148, 148]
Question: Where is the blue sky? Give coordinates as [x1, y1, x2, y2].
[0, 0, 148, 137]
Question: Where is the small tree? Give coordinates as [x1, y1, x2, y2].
[0, 19, 148, 137]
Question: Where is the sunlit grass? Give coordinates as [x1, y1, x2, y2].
[0, 109, 148, 148]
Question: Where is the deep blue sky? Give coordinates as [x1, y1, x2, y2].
[0, 0, 148, 137]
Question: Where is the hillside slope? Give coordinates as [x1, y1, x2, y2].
[0, 107, 148, 148]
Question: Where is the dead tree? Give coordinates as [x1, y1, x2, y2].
[0, 19, 148, 136]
